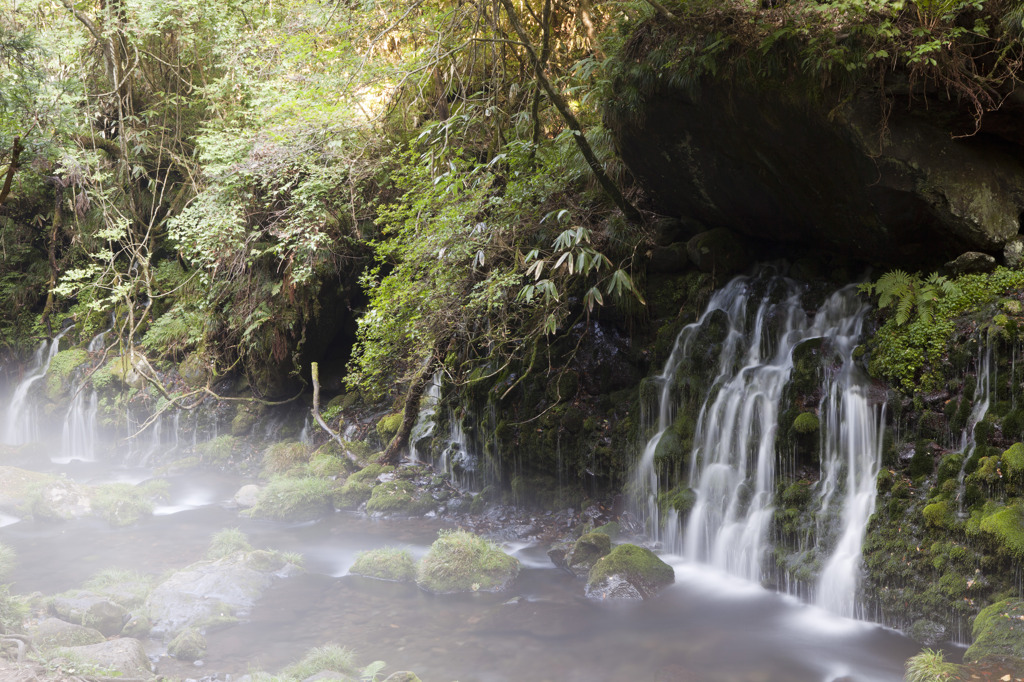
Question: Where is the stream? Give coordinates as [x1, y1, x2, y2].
[0, 458, 926, 682]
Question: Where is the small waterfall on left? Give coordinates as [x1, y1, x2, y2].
[57, 330, 107, 462]
[2, 327, 73, 446]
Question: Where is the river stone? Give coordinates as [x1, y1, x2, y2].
[945, 251, 997, 276]
[910, 618, 947, 647]
[32, 479, 92, 520]
[144, 552, 288, 637]
[1005, 238, 1024, 269]
[566, 532, 612, 577]
[31, 618, 104, 648]
[55, 638, 154, 678]
[233, 484, 261, 508]
[168, 626, 207, 662]
[585, 544, 675, 600]
[50, 590, 126, 635]
[121, 614, 152, 638]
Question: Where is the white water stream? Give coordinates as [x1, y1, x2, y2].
[635, 269, 885, 616]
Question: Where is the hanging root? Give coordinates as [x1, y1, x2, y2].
[0, 634, 32, 663]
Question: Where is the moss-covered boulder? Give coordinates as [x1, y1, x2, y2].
[964, 600, 1024, 673]
[168, 627, 207, 662]
[349, 548, 417, 582]
[365, 480, 435, 516]
[565, 532, 612, 577]
[49, 591, 128, 636]
[54, 638, 154, 678]
[585, 544, 675, 600]
[31, 479, 92, 521]
[261, 441, 310, 476]
[248, 476, 335, 521]
[416, 530, 520, 594]
[31, 618, 105, 649]
[45, 349, 90, 402]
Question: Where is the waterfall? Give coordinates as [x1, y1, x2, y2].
[635, 268, 884, 616]
[3, 327, 73, 445]
[955, 337, 993, 515]
[409, 371, 442, 463]
[56, 330, 109, 462]
[439, 414, 479, 491]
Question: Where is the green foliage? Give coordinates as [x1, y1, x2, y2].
[977, 503, 1024, 560]
[248, 476, 335, 521]
[262, 441, 310, 476]
[375, 412, 404, 444]
[865, 267, 1024, 392]
[0, 543, 14, 582]
[197, 435, 241, 464]
[416, 529, 520, 594]
[349, 547, 417, 582]
[904, 648, 963, 682]
[0, 585, 27, 634]
[859, 270, 959, 326]
[207, 528, 253, 560]
[90, 480, 168, 526]
[281, 645, 359, 680]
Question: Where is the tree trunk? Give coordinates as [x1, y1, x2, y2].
[380, 356, 439, 466]
[499, 0, 642, 224]
[0, 137, 23, 206]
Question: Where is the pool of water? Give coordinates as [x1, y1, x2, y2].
[0, 461, 923, 681]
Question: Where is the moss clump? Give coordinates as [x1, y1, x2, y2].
[206, 528, 252, 560]
[586, 543, 675, 599]
[416, 529, 520, 594]
[375, 412, 404, 444]
[168, 627, 206, 662]
[978, 505, 1024, 560]
[45, 349, 90, 401]
[922, 499, 956, 529]
[593, 521, 621, 539]
[348, 463, 394, 485]
[350, 547, 417, 582]
[307, 450, 348, 478]
[792, 412, 820, 434]
[262, 441, 310, 476]
[90, 480, 168, 526]
[248, 476, 335, 521]
[365, 479, 435, 516]
[335, 479, 373, 509]
[1003, 442, 1024, 485]
[782, 480, 812, 509]
[82, 569, 153, 609]
[964, 600, 1024, 665]
[281, 645, 359, 680]
[196, 435, 240, 463]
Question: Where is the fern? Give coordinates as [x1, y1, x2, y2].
[862, 270, 959, 326]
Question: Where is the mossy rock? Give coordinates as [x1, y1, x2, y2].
[120, 614, 151, 638]
[350, 548, 417, 582]
[179, 352, 210, 388]
[922, 499, 957, 530]
[335, 479, 373, 509]
[977, 504, 1024, 560]
[1004, 442, 1024, 485]
[168, 627, 206, 662]
[585, 544, 675, 600]
[230, 404, 261, 437]
[45, 349, 90, 402]
[262, 440, 310, 476]
[566, 532, 612, 576]
[593, 521, 621, 539]
[248, 476, 335, 521]
[782, 480, 812, 509]
[365, 479, 435, 516]
[375, 412, 404, 444]
[965, 600, 1024, 670]
[792, 412, 820, 434]
[89, 481, 167, 526]
[416, 530, 520, 594]
[31, 618, 105, 648]
[348, 463, 394, 485]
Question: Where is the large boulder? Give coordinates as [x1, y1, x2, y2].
[609, 42, 1024, 267]
[564, 532, 612, 578]
[964, 599, 1024, 674]
[0, 467, 54, 516]
[416, 530, 520, 594]
[144, 550, 298, 638]
[49, 591, 127, 636]
[585, 544, 675, 600]
[53, 638, 154, 678]
[31, 618, 104, 648]
[32, 479, 92, 521]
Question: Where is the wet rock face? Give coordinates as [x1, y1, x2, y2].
[611, 78, 1024, 267]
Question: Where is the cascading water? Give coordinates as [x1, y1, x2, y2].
[57, 330, 108, 463]
[409, 371, 442, 463]
[634, 268, 885, 616]
[955, 336, 993, 515]
[3, 327, 73, 446]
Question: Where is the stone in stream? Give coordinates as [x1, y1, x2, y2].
[233, 484, 261, 508]
[30, 617, 105, 648]
[167, 626, 207, 662]
[585, 544, 675, 600]
[145, 550, 300, 638]
[49, 591, 128, 636]
[52, 638, 154, 678]
[564, 532, 612, 577]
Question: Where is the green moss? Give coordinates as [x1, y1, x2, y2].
[168, 627, 206, 662]
[567, 532, 612, 573]
[196, 435, 240, 463]
[349, 547, 417, 582]
[262, 441, 310, 476]
[375, 412, 404, 444]
[965, 599, 1024, 664]
[206, 528, 252, 560]
[281, 644, 359, 680]
[348, 463, 394, 485]
[248, 476, 335, 521]
[936, 453, 964, 486]
[593, 521, 621, 539]
[365, 479, 435, 516]
[978, 504, 1024, 560]
[1003, 442, 1024, 485]
[416, 529, 520, 594]
[307, 451, 348, 478]
[922, 499, 956, 529]
[90, 481, 166, 526]
[586, 543, 675, 597]
[792, 412, 820, 434]
[335, 479, 373, 509]
[45, 349, 90, 401]
[782, 480, 812, 509]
